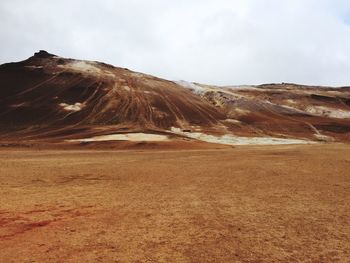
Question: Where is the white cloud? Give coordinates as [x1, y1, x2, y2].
[1, 0, 350, 86]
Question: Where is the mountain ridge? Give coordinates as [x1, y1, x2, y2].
[0, 51, 349, 146]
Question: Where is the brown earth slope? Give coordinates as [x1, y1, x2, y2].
[0, 51, 224, 143]
[0, 50, 349, 146]
[177, 82, 350, 141]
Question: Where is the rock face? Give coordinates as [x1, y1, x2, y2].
[33, 50, 55, 58]
[0, 51, 349, 143]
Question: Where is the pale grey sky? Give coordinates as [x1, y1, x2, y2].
[1, 0, 350, 86]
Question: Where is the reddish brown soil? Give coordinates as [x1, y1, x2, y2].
[0, 144, 349, 262]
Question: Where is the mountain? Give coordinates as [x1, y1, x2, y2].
[0, 50, 349, 147]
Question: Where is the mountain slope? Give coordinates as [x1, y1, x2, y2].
[0, 51, 225, 141]
[176, 82, 350, 142]
[0, 51, 349, 145]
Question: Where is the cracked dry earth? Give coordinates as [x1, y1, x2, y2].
[0, 144, 349, 262]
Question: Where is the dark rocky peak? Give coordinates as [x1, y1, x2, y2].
[33, 50, 56, 58]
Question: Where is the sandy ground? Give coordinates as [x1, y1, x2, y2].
[0, 144, 349, 262]
[66, 133, 170, 142]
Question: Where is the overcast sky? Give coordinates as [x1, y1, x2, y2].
[1, 0, 350, 86]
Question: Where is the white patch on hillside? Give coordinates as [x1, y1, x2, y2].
[226, 85, 257, 90]
[285, 99, 297, 104]
[10, 102, 30, 108]
[306, 106, 350, 119]
[66, 133, 169, 142]
[61, 61, 101, 73]
[278, 104, 307, 114]
[129, 72, 148, 78]
[176, 80, 207, 94]
[224, 119, 241, 124]
[59, 102, 84, 112]
[58, 60, 115, 78]
[123, 86, 130, 91]
[170, 127, 312, 145]
[234, 108, 250, 115]
[25, 65, 43, 69]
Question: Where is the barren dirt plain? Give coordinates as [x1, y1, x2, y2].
[0, 144, 349, 262]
